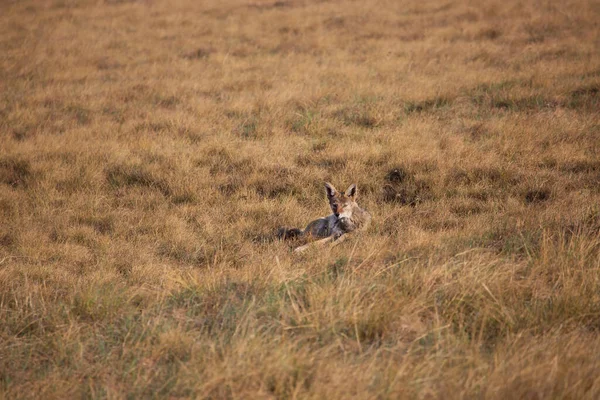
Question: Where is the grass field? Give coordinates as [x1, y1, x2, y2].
[1, 0, 600, 398]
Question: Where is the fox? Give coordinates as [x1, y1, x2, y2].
[278, 182, 372, 253]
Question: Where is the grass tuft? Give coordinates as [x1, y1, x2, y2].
[105, 164, 172, 196]
[0, 158, 33, 188]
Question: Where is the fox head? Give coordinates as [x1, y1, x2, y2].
[325, 182, 358, 227]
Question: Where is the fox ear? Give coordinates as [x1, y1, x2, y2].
[325, 182, 337, 198]
[345, 184, 357, 199]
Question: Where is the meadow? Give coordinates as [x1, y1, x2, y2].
[1, 0, 600, 397]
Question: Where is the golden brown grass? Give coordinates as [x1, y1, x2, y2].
[1, 0, 600, 398]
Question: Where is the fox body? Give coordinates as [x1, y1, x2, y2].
[279, 182, 371, 253]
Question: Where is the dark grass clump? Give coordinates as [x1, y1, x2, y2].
[76, 215, 115, 235]
[334, 106, 380, 128]
[197, 147, 256, 177]
[524, 188, 551, 204]
[181, 47, 214, 60]
[0, 158, 33, 188]
[403, 97, 452, 114]
[568, 85, 599, 110]
[560, 160, 600, 174]
[105, 164, 172, 196]
[382, 166, 432, 206]
[253, 180, 300, 199]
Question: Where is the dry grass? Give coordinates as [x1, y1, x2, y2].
[1, 0, 600, 398]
